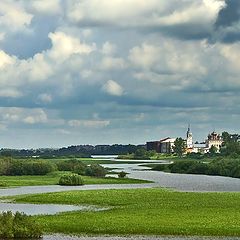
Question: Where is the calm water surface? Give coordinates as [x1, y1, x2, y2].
[0, 202, 100, 215]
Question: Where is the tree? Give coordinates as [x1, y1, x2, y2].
[209, 145, 218, 155]
[221, 131, 240, 156]
[133, 148, 149, 159]
[85, 164, 107, 178]
[222, 131, 231, 145]
[173, 138, 186, 157]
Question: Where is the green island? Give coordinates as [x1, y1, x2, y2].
[0, 157, 151, 188]
[7, 188, 240, 237]
[0, 171, 149, 187]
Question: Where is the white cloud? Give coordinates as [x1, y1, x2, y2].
[28, 53, 53, 81]
[102, 80, 124, 96]
[155, 0, 225, 27]
[0, 88, 22, 98]
[48, 31, 96, 61]
[0, 32, 5, 41]
[100, 57, 126, 70]
[0, 1, 32, 32]
[30, 0, 62, 15]
[219, 42, 240, 72]
[0, 51, 15, 69]
[129, 40, 207, 75]
[68, 119, 110, 128]
[101, 42, 116, 55]
[0, 108, 48, 125]
[82, 29, 92, 38]
[66, 0, 224, 30]
[56, 129, 71, 135]
[38, 93, 52, 103]
[23, 109, 48, 124]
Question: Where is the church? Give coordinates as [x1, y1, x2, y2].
[186, 126, 223, 154]
[147, 126, 223, 154]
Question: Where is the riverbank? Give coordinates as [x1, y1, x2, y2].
[0, 171, 150, 187]
[43, 234, 240, 240]
[13, 188, 240, 237]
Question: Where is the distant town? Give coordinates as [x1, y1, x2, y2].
[147, 126, 224, 154]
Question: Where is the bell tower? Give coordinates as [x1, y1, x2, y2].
[186, 124, 193, 148]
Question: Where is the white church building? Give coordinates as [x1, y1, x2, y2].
[186, 126, 223, 154]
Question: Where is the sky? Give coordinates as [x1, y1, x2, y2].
[0, 0, 240, 148]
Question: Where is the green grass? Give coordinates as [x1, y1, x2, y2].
[0, 171, 150, 187]
[12, 188, 240, 236]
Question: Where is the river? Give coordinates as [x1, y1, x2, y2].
[0, 158, 239, 239]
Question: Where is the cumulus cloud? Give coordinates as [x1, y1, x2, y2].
[0, 108, 48, 125]
[0, 1, 32, 32]
[66, 0, 225, 40]
[101, 42, 117, 55]
[102, 80, 124, 96]
[0, 0, 240, 147]
[100, 57, 126, 70]
[48, 31, 96, 61]
[30, 0, 62, 15]
[129, 39, 207, 86]
[0, 50, 15, 69]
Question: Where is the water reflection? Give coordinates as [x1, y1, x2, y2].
[0, 202, 108, 216]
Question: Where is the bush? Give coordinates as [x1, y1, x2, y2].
[59, 174, 84, 186]
[152, 164, 169, 171]
[73, 162, 87, 175]
[118, 171, 127, 178]
[57, 159, 87, 174]
[0, 181, 7, 187]
[85, 164, 107, 177]
[169, 161, 196, 173]
[0, 211, 42, 239]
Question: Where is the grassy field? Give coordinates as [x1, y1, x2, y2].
[0, 171, 150, 187]
[12, 188, 240, 236]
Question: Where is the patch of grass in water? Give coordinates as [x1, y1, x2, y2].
[13, 188, 240, 236]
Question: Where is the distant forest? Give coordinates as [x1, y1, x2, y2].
[0, 144, 146, 158]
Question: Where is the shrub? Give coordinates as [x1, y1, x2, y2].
[73, 162, 87, 175]
[118, 171, 127, 178]
[0, 211, 42, 239]
[85, 164, 107, 178]
[59, 174, 84, 186]
[169, 161, 195, 173]
[0, 181, 7, 187]
[57, 159, 87, 173]
[152, 164, 169, 171]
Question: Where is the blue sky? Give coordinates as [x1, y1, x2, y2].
[0, 0, 239, 148]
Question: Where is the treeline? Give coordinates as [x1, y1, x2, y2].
[0, 158, 107, 177]
[0, 144, 146, 158]
[0, 158, 56, 176]
[152, 158, 240, 178]
[118, 148, 156, 160]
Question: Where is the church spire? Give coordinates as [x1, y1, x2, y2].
[186, 124, 193, 148]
